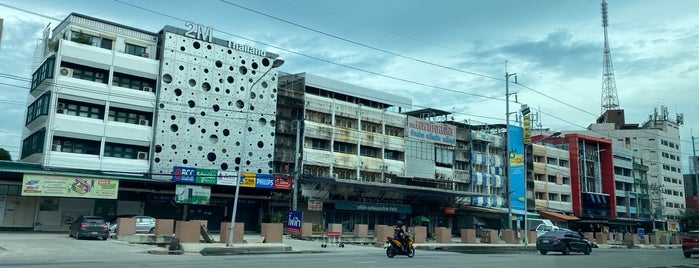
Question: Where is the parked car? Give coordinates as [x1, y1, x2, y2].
[68, 215, 109, 240]
[536, 230, 592, 255]
[682, 230, 699, 258]
[109, 216, 156, 233]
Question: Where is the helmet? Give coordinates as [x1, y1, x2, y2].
[396, 221, 403, 227]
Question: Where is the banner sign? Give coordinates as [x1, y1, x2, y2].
[255, 176, 274, 189]
[21, 174, 119, 199]
[240, 173, 256, 188]
[196, 169, 218, 185]
[287, 210, 302, 233]
[508, 125, 525, 211]
[335, 200, 412, 214]
[172, 166, 196, 183]
[274, 175, 293, 190]
[308, 200, 323, 211]
[175, 184, 211, 205]
[407, 116, 456, 145]
[217, 171, 238, 186]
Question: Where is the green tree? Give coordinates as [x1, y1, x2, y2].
[678, 210, 699, 231]
[0, 148, 11, 161]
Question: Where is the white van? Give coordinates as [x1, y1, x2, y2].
[526, 219, 554, 231]
[535, 224, 561, 237]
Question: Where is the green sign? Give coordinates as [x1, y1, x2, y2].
[196, 169, 218, 185]
[21, 174, 119, 199]
[175, 184, 211, 205]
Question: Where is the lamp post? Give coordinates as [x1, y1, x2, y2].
[228, 57, 285, 247]
[523, 131, 561, 245]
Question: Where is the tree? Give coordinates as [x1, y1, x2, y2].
[72, 30, 92, 45]
[0, 148, 11, 161]
[678, 210, 699, 231]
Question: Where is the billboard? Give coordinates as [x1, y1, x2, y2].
[508, 125, 525, 211]
[406, 116, 456, 145]
[21, 174, 119, 199]
[175, 184, 211, 205]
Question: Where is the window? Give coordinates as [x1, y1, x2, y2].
[53, 137, 99, 155]
[108, 107, 151, 125]
[360, 146, 378, 158]
[71, 30, 113, 50]
[61, 62, 108, 84]
[112, 72, 155, 91]
[31, 56, 55, 92]
[26, 93, 51, 125]
[333, 142, 353, 154]
[104, 143, 148, 159]
[548, 193, 558, 201]
[125, 43, 146, 57]
[384, 149, 402, 161]
[311, 139, 328, 150]
[59, 100, 104, 119]
[21, 128, 46, 159]
[561, 195, 571, 202]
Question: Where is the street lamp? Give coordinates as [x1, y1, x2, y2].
[228, 57, 285, 247]
[523, 131, 561, 245]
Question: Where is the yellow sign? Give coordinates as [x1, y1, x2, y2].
[240, 177, 256, 188]
[21, 174, 119, 199]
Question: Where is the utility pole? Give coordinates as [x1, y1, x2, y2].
[693, 134, 698, 211]
[505, 69, 517, 230]
[292, 120, 302, 210]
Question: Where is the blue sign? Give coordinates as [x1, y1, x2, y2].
[287, 210, 302, 233]
[255, 177, 274, 189]
[638, 228, 645, 239]
[508, 125, 525, 211]
[172, 166, 196, 183]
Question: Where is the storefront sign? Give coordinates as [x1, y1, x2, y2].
[335, 200, 412, 214]
[172, 166, 196, 183]
[217, 171, 238, 186]
[184, 21, 266, 57]
[274, 175, 293, 190]
[175, 184, 211, 205]
[287, 210, 302, 233]
[256, 176, 274, 189]
[407, 116, 456, 145]
[308, 200, 323, 211]
[196, 169, 218, 185]
[21, 174, 119, 199]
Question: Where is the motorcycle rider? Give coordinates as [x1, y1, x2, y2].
[393, 220, 408, 253]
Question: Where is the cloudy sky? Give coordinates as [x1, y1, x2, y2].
[1, 0, 698, 169]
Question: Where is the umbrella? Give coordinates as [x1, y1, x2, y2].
[413, 215, 429, 222]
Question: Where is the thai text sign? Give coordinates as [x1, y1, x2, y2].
[407, 116, 456, 145]
[287, 210, 302, 233]
[175, 184, 211, 205]
[21, 174, 119, 199]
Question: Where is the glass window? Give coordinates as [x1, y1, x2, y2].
[125, 43, 146, 56]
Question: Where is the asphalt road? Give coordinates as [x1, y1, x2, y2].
[1, 233, 698, 268]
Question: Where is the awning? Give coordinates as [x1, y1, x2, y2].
[538, 211, 580, 222]
[493, 207, 539, 217]
[461, 205, 508, 215]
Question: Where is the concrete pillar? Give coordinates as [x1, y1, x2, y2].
[527, 231, 537, 244]
[409, 226, 426, 243]
[154, 219, 174, 236]
[659, 235, 670, 245]
[301, 222, 313, 238]
[116, 218, 136, 235]
[435, 227, 451, 243]
[261, 223, 283, 243]
[461, 229, 476, 243]
[503, 230, 518, 244]
[595, 232, 607, 244]
[353, 224, 368, 238]
[175, 221, 200, 243]
[219, 222, 245, 245]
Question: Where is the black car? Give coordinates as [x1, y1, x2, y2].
[536, 230, 592, 255]
[68, 215, 109, 240]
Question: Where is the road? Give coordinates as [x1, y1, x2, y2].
[1, 234, 698, 268]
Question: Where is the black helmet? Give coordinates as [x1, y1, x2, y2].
[396, 221, 403, 227]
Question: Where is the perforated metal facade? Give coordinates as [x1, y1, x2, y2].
[151, 31, 279, 177]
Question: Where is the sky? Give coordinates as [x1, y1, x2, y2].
[1, 0, 698, 170]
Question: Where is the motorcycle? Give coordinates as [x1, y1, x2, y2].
[386, 235, 415, 258]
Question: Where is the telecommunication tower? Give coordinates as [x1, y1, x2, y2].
[600, 0, 620, 116]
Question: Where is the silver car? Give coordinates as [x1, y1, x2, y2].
[109, 216, 156, 233]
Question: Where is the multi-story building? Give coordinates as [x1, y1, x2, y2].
[4, 13, 288, 231]
[529, 138, 576, 229]
[588, 107, 685, 230]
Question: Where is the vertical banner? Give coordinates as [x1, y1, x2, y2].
[509, 125, 525, 212]
[287, 210, 302, 233]
[521, 105, 532, 145]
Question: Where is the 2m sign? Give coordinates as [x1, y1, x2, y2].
[184, 21, 213, 42]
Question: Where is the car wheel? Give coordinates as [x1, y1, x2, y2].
[562, 246, 570, 255]
[102, 236, 109, 241]
[149, 227, 155, 234]
[684, 252, 691, 258]
[75, 231, 80, 240]
[539, 250, 547, 255]
[584, 246, 591, 255]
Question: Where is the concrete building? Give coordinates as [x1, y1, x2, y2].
[528, 138, 576, 228]
[588, 107, 685, 230]
[3, 13, 287, 231]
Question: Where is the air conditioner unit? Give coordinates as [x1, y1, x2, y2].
[95, 73, 104, 79]
[140, 52, 149, 58]
[138, 119, 149, 126]
[52, 144, 61, 151]
[142, 86, 152, 92]
[57, 102, 65, 109]
[59, 67, 73, 77]
[56, 109, 65, 114]
[137, 151, 148, 160]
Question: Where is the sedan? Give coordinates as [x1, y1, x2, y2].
[536, 230, 592, 255]
[68, 215, 109, 240]
[682, 230, 699, 258]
